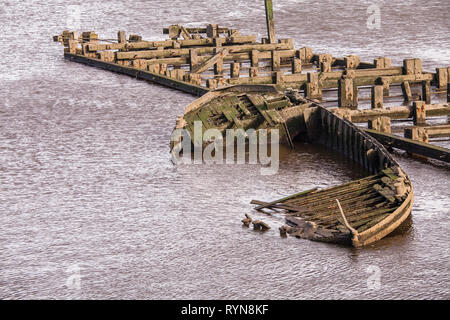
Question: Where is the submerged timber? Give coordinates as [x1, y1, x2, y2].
[172, 85, 414, 247]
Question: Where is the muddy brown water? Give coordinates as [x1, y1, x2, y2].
[0, 0, 449, 299]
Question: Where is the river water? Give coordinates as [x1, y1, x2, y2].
[0, 0, 449, 299]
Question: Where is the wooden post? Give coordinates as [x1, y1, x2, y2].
[251, 50, 259, 67]
[118, 31, 126, 43]
[160, 64, 167, 75]
[185, 74, 202, 86]
[297, 47, 313, 63]
[271, 51, 280, 71]
[264, 0, 276, 44]
[274, 71, 283, 84]
[231, 62, 241, 78]
[404, 127, 429, 143]
[338, 77, 358, 109]
[371, 85, 384, 109]
[214, 48, 224, 76]
[436, 68, 448, 91]
[321, 61, 332, 72]
[368, 116, 391, 133]
[129, 34, 142, 42]
[401, 81, 413, 102]
[99, 51, 115, 62]
[422, 80, 431, 104]
[148, 63, 161, 74]
[306, 72, 322, 100]
[377, 77, 391, 96]
[345, 55, 360, 69]
[189, 49, 198, 71]
[403, 58, 422, 75]
[168, 25, 180, 39]
[206, 24, 218, 38]
[68, 40, 78, 54]
[207, 78, 218, 89]
[249, 67, 259, 78]
[413, 101, 426, 125]
[292, 58, 302, 74]
[374, 57, 392, 69]
[319, 54, 332, 73]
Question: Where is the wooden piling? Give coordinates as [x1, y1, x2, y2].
[68, 40, 78, 54]
[377, 77, 391, 96]
[319, 54, 333, 73]
[306, 72, 322, 100]
[264, 0, 276, 44]
[249, 67, 259, 78]
[413, 101, 426, 125]
[404, 127, 429, 143]
[292, 58, 302, 74]
[206, 24, 219, 38]
[189, 49, 199, 71]
[371, 85, 384, 109]
[214, 48, 224, 76]
[401, 81, 413, 102]
[274, 71, 284, 84]
[298, 47, 313, 63]
[207, 78, 218, 89]
[118, 31, 126, 43]
[251, 50, 259, 67]
[403, 58, 422, 75]
[338, 77, 358, 109]
[374, 57, 392, 69]
[436, 68, 448, 91]
[422, 80, 431, 104]
[271, 50, 281, 71]
[368, 116, 391, 133]
[345, 55, 360, 69]
[231, 62, 241, 78]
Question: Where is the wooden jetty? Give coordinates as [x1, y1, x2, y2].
[53, 0, 450, 163]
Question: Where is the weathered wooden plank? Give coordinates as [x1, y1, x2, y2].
[364, 129, 450, 163]
[346, 103, 450, 122]
[191, 49, 229, 74]
[116, 42, 293, 60]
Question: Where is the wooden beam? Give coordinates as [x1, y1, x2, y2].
[364, 128, 450, 163]
[191, 49, 229, 74]
[347, 103, 450, 123]
[64, 53, 209, 96]
[180, 26, 192, 40]
[116, 42, 293, 60]
[88, 35, 256, 51]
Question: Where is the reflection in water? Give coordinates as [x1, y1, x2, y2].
[0, 0, 449, 300]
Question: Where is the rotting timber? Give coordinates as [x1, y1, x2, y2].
[52, 0, 449, 246]
[171, 85, 414, 247]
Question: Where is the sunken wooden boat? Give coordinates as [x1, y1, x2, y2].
[171, 85, 414, 247]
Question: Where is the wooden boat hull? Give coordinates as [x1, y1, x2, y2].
[172, 85, 414, 247]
